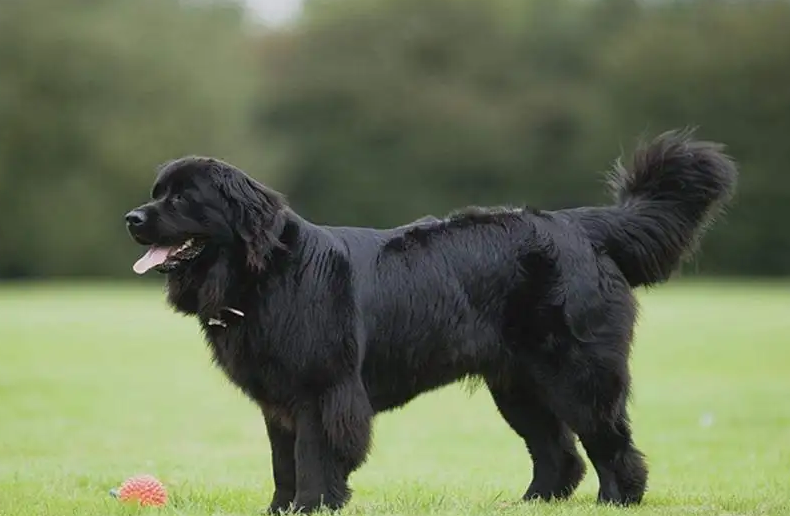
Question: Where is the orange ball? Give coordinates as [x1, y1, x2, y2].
[111, 474, 168, 507]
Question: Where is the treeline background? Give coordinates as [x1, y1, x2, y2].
[1, 0, 787, 279]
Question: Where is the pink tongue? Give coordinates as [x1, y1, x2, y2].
[133, 246, 173, 275]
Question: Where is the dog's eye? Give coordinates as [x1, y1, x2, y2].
[169, 194, 188, 210]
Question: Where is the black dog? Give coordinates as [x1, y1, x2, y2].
[125, 129, 736, 512]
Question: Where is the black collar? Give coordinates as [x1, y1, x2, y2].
[207, 307, 245, 328]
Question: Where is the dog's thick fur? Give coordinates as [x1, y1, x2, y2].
[125, 129, 737, 512]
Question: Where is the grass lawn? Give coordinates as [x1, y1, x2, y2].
[1, 280, 788, 515]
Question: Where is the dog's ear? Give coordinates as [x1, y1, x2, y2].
[215, 167, 285, 271]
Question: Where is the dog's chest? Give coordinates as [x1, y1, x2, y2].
[201, 317, 267, 396]
[206, 325, 244, 370]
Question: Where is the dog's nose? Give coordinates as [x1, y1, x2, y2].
[125, 210, 147, 227]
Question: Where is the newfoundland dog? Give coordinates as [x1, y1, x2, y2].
[125, 129, 737, 512]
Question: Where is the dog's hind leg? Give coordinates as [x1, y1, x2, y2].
[486, 377, 586, 501]
[576, 410, 647, 506]
[537, 347, 648, 506]
[292, 376, 373, 513]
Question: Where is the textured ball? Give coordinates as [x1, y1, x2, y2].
[110, 474, 167, 507]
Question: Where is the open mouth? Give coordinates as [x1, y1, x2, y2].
[133, 238, 205, 275]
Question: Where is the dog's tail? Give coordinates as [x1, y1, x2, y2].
[571, 128, 738, 288]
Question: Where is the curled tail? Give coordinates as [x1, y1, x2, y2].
[575, 128, 738, 287]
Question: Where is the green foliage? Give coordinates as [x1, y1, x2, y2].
[2, 0, 789, 277]
[259, 0, 790, 275]
[260, 0, 609, 227]
[595, 1, 790, 275]
[0, 0, 263, 277]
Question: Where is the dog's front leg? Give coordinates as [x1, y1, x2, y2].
[292, 401, 349, 512]
[264, 413, 296, 513]
[292, 379, 373, 513]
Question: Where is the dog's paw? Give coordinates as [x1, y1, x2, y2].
[266, 491, 296, 514]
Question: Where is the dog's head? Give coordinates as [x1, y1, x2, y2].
[125, 157, 285, 276]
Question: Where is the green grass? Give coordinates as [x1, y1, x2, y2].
[1, 280, 788, 515]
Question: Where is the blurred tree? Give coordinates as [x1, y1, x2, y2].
[0, 0, 264, 277]
[596, 0, 790, 275]
[257, 0, 790, 276]
[2, 0, 789, 277]
[259, 0, 611, 228]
